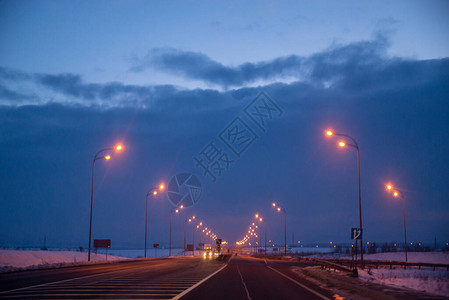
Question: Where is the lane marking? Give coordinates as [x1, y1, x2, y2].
[171, 262, 228, 300]
[0, 262, 177, 294]
[267, 266, 330, 300]
[237, 265, 251, 300]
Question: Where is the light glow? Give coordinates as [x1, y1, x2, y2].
[105, 155, 111, 160]
[338, 141, 346, 147]
[326, 130, 333, 136]
[115, 145, 123, 151]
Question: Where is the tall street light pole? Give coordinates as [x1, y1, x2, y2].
[387, 184, 408, 262]
[255, 214, 267, 257]
[145, 184, 165, 258]
[326, 130, 364, 268]
[193, 222, 202, 256]
[169, 205, 184, 256]
[184, 216, 196, 256]
[272, 203, 287, 256]
[88, 144, 123, 262]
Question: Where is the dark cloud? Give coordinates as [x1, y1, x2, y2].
[1, 37, 448, 247]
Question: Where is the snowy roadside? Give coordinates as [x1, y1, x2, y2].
[0, 249, 130, 273]
[358, 267, 449, 297]
[296, 252, 449, 298]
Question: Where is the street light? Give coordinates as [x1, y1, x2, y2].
[88, 144, 123, 262]
[255, 213, 267, 256]
[326, 129, 364, 268]
[144, 183, 165, 258]
[169, 205, 184, 256]
[272, 203, 287, 256]
[193, 222, 203, 256]
[184, 216, 196, 256]
[386, 183, 408, 262]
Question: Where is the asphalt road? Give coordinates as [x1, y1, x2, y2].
[1, 255, 445, 299]
[0, 257, 224, 299]
[180, 255, 333, 300]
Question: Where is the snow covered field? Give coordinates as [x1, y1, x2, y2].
[355, 252, 449, 297]
[0, 247, 187, 272]
[0, 249, 127, 272]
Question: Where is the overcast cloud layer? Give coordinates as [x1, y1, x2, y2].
[1, 36, 448, 248]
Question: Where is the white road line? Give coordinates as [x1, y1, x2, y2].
[266, 266, 330, 300]
[172, 261, 230, 300]
[237, 265, 251, 300]
[0, 264, 159, 295]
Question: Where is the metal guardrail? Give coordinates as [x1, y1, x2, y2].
[324, 258, 449, 271]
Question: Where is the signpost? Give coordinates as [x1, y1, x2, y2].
[351, 228, 362, 271]
[351, 228, 363, 240]
[93, 239, 111, 260]
[153, 243, 159, 257]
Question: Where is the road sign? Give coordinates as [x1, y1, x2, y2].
[351, 228, 363, 240]
[93, 239, 111, 248]
[153, 243, 159, 248]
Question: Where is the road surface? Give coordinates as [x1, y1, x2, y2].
[1, 254, 445, 299]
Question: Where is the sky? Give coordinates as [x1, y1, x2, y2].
[0, 0, 448, 250]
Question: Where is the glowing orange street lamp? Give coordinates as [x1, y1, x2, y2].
[386, 183, 408, 262]
[184, 215, 196, 256]
[325, 129, 364, 269]
[255, 213, 267, 256]
[88, 144, 124, 262]
[145, 183, 165, 258]
[272, 202, 287, 256]
[169, 204, 184, 256]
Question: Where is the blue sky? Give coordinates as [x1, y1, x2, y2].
[0, 0, 448, 250]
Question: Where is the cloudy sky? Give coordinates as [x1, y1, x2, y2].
[1, 0, 448, 250]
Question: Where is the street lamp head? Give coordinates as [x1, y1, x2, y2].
[386, 184, 393, 190]
[255, 213, 259, 218]
[338, 141, 346, 147]
[104, 155, 111, 160]
[115, 145, 123, 151]
[272, 203, 276, 207]
[326, 130, 333, 136]
[188, 219, 192, 222]
[159, 184, 165, 190]
[153, 190, 158, 195]
[175, 209, 179, 213]
[393, 191, 399, 197]
[277, 207, 281, 212]
[180, 204, 184, 209]
[259, 217, 263, 222]
[192, 216, 196, 219]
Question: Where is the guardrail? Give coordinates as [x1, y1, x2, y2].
[324, 258, 449, 271]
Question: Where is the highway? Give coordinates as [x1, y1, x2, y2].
[1, 254, 445, 299]
[0, 257, 224, 299]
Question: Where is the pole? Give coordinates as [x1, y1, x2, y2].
[265, 222, 267, 257]
[193, 228, 195, 256]
[402, 195, 408, 262]
[356, 146, 363, 269]
[144, 193, 148, 258]
[88, 158, 96, 262]
[169, 211, 172, 256]
[284, 209, 287, 256]
[183, 221, 186, 256]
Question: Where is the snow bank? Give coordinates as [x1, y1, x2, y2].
[0, 249, 128, 272]
[359, 268, 449, 297]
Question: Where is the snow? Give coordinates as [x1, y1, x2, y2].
[353, 252, 449, 297]
[358, 268, 449, 297]
[0, 249, 128, 272]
